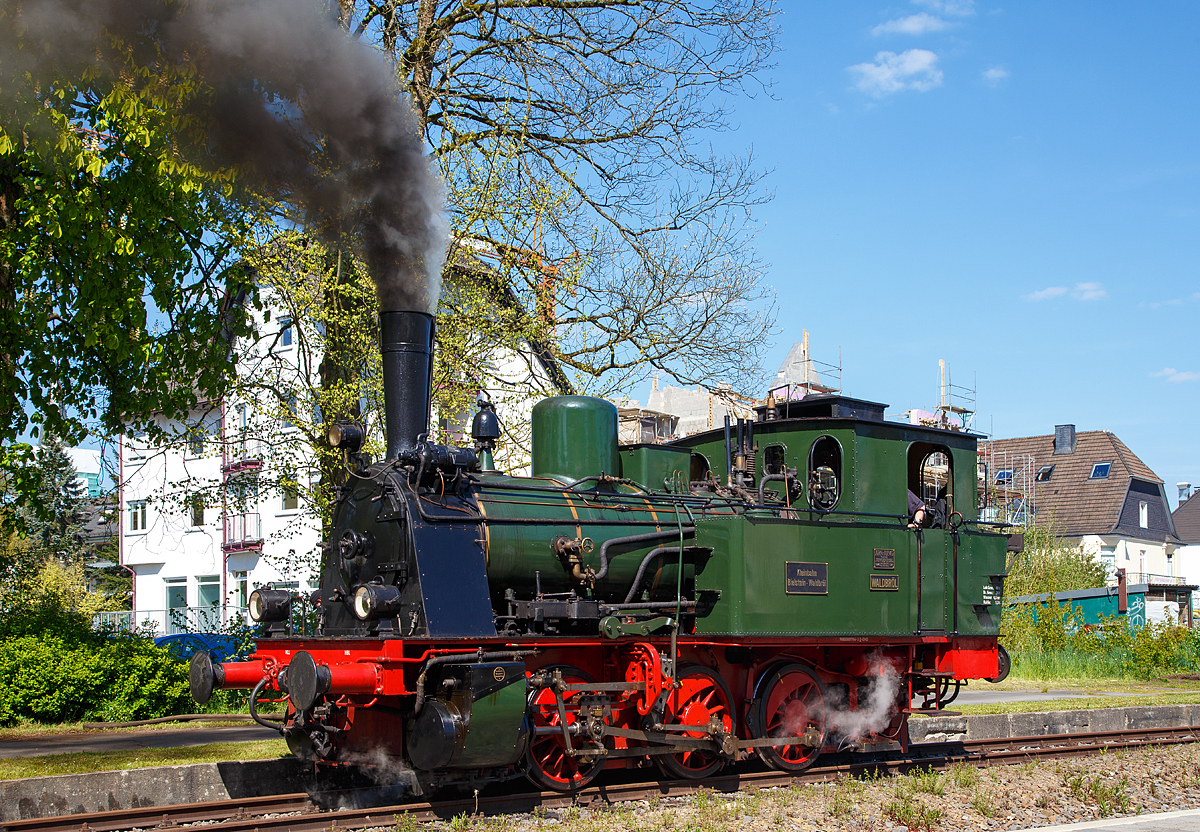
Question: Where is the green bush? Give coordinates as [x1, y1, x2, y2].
[0, 600, 191, 725]
[1004, 604, 1200, 681]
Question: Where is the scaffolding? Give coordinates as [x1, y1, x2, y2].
[977, 442, 1036, 526]
[768, 330, 843, 403]
[903, 359, 977, 432]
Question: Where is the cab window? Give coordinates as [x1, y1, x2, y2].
[807, 436, 842, 511]
[908, 442, 953, 526]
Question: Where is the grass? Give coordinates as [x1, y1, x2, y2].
[949, 689, 1200, 716]
[882, 790, 942, 832]
[907, 674, 1200, 718]
[0, 739, 289, 780]
[0, 719, 264, 741]
[1063, 769, 1131, 817]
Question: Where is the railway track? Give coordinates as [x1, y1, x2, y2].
[7, 726, 1198, 832]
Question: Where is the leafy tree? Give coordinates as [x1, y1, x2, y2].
[344, 0, 779, 399]
[0, 2, 259, 518]
[1004, 523, 1108, 598]
[22, 435, 87, 563]
[0, 435, 125, 617]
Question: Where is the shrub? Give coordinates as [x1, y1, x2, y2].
[0, 600, 191, 725]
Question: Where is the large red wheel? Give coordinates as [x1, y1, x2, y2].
[654, 665, 735, 780]
[525, 666, 604, 791]
[750, 663, 826, 772]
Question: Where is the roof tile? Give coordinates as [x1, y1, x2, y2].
[985, 430, 1165, 538]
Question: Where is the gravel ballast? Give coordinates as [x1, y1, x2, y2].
[423, 744, 1200, 832]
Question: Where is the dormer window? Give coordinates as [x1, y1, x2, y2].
[1035, 465, 1054, 482]
[1090, 461, 1112, 479]
[994, 469, 1013, 485]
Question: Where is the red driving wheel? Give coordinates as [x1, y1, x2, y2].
[655, 665, 735, 780]
[750, 663, 826, 772]
[525, 666, 604, 791]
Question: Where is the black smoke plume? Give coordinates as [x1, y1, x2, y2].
[3, 0, 446, 312]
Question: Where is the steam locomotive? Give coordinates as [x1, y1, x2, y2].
[189, 309, 1014, 792]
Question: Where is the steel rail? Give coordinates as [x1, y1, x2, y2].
[1, 793, 314, 832]
[8, 727, 1198, 832]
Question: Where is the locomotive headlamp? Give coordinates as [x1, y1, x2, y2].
[352, 583, 404, 620]
[328, 422, 365, 452]
[248, 587, 292, 622]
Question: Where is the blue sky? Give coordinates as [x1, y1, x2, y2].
[694, 1, 1199, 508]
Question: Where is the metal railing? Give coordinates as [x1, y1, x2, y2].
[222, 512, 263, 551]
[93, 605, 252, 635]
[222, 437, 264, 474]
[1117, 572, 1192, 587]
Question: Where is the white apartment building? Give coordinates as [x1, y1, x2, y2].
[116, 306, 321, 634]
[115, 289, 563, 634]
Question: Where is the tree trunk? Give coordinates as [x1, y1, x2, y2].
[317, 248, 362, 536]
[0, 159, 21, 430]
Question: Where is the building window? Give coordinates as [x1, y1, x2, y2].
[197, 574, 220, 607]
[279, 318, 293, 348]
[1090, 462, 1112, 479]
[128, 500, 148, 532]
[281, 475, 299, 511]
[188, 429, 205, 457]
[282, 394, 297, 430]
[232, 571, 249, 610]
[189, 494, 205, 527]
[994, 469, 1013, 485]
[166, 578, 187, 609]
[227, 475, 260, 510]
[165, 577, 187, 634]
[1139, 501, 1148, 529]
[1035, 465, 1054, 482]
[126, 430, 147, 463]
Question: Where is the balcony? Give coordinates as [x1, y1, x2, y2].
[93, 605, 251, 636]
[222, 512, 263, 552]
[222, 438, 264, 475]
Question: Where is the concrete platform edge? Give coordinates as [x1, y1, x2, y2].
[908, 702, 1200, 744]
[1036, 807, 1200, 830]
[0, 757, 307, 823]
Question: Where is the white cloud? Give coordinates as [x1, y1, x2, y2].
[983, 65, 1009, 86]
[1071, 282, 1106, 300]
[1024, 286, 1067, 301]
[914, 0, 976, 15]
[1151, 368, 1200, 383]
[1147, 297, 1185, 309]
[872, 13, 950, 36]
[849, 50, 943, 97]
[1023, 282, 1107, 302]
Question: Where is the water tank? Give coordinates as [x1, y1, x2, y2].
[531, 397, 619, 483]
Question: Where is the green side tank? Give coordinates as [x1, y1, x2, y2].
[531, 396, 620, 483]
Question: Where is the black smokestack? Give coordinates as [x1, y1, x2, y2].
[380, 311, 433, 459]
[3, 0, 447, 312]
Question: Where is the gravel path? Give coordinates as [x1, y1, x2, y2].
[412, 744, 1200, 832]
